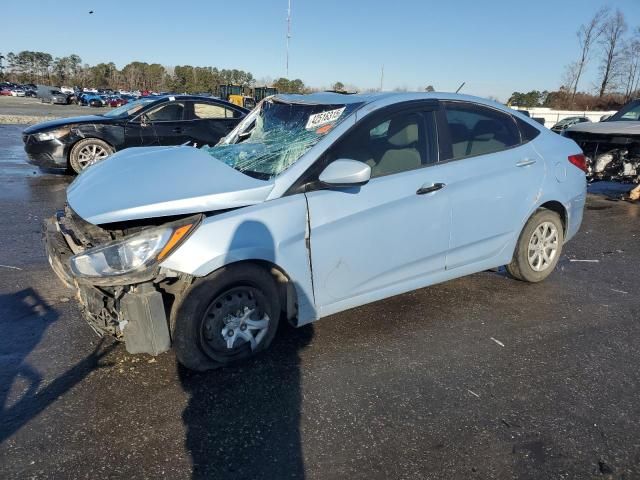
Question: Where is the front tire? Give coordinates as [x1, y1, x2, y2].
[172, 264, 281, 371]
[68, 138, 114, 174]
[507, 209, 564, 283]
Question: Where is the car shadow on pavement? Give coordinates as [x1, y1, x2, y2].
[179, 322, 313, 479]
[0, 288, 116, 444]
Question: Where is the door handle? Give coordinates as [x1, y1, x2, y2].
[516, 159, 536, 167]
[172, 127, 183, 133]
[416, 182, 446, 195]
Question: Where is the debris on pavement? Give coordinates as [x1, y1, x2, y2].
[569, 259, 600, 263]
[0, 264, 22, 270]
[467, 389, 481, 398]
[611, 288, 629, 294]
[490, 337, 505, 347]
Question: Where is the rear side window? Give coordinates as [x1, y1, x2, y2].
[515, 117, 541, 142]
[444, 103, 520, 160]
[193, 102, 239, 119]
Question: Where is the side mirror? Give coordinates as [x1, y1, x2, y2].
[319, 159, 371, 187]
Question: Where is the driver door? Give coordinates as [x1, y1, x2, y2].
[124, 101, 188, 147]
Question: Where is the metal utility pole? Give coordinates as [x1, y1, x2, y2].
[380, 65, 384, 91]
[286, 0, 292, 78]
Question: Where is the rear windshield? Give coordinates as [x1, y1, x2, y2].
[203, 99, 362, 179]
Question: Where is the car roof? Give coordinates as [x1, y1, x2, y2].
[273, 91, 509, 110]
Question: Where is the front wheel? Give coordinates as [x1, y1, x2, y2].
[68, 138, 114, 174]
[172, 264, 281, 371]
[507, 209, 564, 283]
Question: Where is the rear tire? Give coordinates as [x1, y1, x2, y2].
[172, 264, 281, 371]
[507, 209, 564, 283]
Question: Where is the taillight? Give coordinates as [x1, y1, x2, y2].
[568, 153, 587, 172]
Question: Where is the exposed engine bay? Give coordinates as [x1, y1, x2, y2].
[566, 133, 640, 183]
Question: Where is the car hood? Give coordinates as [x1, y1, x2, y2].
[565, 121, 640, 135]
[67, 146, 274, 224]
[23, 115, 114, 133]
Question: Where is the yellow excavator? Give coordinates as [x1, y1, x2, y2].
[228, 94, 256, 110]
[220, 85, 278, 110]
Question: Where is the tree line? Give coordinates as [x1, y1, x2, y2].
[0, 51, 308, 94]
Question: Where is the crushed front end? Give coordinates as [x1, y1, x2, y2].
[43, 207, 199, 355]
[564, 131, 640, 183]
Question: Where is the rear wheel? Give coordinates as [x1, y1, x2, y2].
[69, 138, 114, 174]
[507, 209, 564, 283]
[172, 264, 281, 371]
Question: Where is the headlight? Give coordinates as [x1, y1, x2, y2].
[70, 221, 196, 279]
[35, 127, 70, 141]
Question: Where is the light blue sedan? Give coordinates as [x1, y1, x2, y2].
[45, 92, 587, 370]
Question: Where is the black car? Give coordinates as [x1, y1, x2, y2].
[23, 95, 248, 173]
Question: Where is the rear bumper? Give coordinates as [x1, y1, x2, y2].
[565, 190, 586, 242]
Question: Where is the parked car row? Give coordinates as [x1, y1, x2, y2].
[0, 82, 37, 97]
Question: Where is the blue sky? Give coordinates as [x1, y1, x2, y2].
[2, 0, 639, 100]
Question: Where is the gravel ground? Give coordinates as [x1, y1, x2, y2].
[0, 96, 109, 124]
[0, 124, 639, 479]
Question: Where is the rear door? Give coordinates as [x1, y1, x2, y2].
[437, 101, 545, 269]
[124, 100, 188, 147]
[184, 101, 244, 147]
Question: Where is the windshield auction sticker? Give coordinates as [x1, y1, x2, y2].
[306, 107, 346, 130]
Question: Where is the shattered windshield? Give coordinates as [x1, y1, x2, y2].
[102, 98, 156, 118]
[203, 99, 362, 179]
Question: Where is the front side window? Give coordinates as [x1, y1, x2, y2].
[203, 99, 362, 179]
[103, 98, 156, 118]
[145, 102, 185, 122]
[444, 103, 520, 160]
[328, 111, 430, 178]
[193, 102, 238, 119]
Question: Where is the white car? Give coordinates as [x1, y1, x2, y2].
[44, 92, 587, 371]
[10, 88, 25, 97]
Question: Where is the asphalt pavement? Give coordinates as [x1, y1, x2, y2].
[0, 124, 639, 479]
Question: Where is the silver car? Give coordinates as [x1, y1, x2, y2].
[44, 92, 587, 371]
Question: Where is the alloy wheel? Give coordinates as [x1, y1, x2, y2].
[527, 221, 559, 272]
[76, 143, 110, 169]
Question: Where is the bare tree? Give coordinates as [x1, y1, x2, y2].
[622, 34, 640, 100]
[597, 9, 628, 97]
[569, 8, 608, 103]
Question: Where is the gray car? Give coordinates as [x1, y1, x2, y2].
[563, 99, 640, 180]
